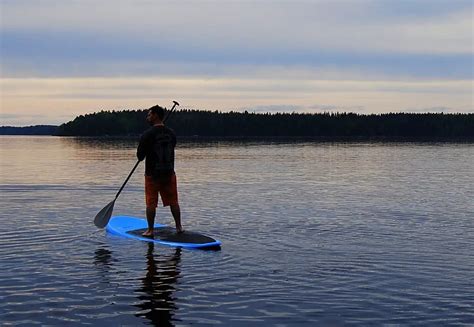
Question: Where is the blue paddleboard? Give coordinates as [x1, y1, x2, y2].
[106, 216, 221, 249]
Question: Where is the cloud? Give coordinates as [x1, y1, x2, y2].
[4, 76, 471, 127]
[0, 113, 28, 120]
[1, 1, 472, 80]
[308, 104, 366, 112]
[2, 30, 472, 80]
[1, 1, 472, 125]
[242, 105, 304, 113]
[0, 113, 61, 126]
[403, 106, 454, 113]
[2, 1, 471, 55]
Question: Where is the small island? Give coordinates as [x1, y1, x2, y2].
[2, 110, 473, 141]
[0, 125, 59, 135]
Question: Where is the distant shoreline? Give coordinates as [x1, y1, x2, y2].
[0, 125, 58, 135]
[3, 133, 473, 143]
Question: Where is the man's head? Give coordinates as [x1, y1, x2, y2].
[147, 105, 165, 125]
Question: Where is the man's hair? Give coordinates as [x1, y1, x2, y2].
[149, 105, 165, 120]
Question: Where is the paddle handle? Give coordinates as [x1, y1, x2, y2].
[164, 101, 179, 123]
[115, 160, 140, 199]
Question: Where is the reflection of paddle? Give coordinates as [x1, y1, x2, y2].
[94, 101, 180, 228]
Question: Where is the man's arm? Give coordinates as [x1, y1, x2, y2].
[170, 128, 177, 148]
[137, 131, 150, 161]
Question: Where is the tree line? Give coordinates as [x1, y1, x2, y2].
[55, 109, 474, 139]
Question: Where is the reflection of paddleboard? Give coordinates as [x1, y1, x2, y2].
[106, 216, 221, 250]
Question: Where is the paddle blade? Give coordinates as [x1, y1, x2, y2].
[94, 200, 115, 228]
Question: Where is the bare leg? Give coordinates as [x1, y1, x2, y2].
[143, 206, 156, 236]
[170, 204, 183, 233]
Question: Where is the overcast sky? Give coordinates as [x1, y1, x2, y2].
[1, 0, 473, 126]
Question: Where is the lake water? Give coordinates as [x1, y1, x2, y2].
[1, 136, 473, 326]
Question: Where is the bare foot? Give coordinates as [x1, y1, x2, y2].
[176, 226, 184, 234]
[142, 229, 154, 237]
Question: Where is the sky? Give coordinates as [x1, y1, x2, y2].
[1, 0, 473, 126]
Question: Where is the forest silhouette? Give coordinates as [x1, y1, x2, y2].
[55, 109, 474, 139]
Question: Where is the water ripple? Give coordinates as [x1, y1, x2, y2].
[1, 139, 473, 326]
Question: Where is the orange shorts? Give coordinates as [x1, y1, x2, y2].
[145, 174, 179, 208]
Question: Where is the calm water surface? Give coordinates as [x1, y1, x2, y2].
[1, 136, 473, 326]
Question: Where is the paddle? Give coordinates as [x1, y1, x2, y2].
[94, 101, 180, 228]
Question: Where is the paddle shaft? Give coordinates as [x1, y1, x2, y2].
[114, 160, 140, 199]
[164, 101, 179, 122]
[113, 101, 180, 200]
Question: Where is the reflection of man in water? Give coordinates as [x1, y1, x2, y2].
[135, 243, 182, 326]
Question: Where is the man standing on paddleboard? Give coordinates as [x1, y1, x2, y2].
[137, 105, 183, 236]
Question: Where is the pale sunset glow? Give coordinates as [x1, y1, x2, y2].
[1, 0, 473, 126]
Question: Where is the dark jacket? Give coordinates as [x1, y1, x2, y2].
[137, 125, 177, 177]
